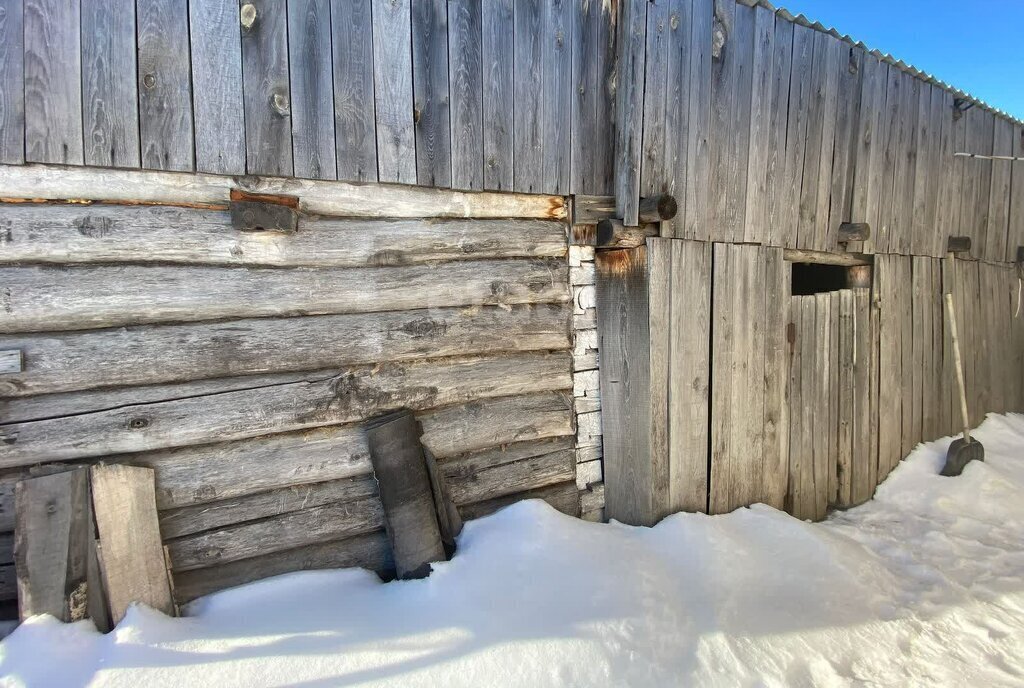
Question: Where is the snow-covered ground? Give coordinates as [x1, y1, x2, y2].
[3, 414, 1024, 687]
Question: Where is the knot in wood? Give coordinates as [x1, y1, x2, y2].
[271, 92, 291, 116]
[143, 74, 156, 90]
[240, 3, 257, 30]
[711, 20, 726, 60]
[128, 417, 150, 430]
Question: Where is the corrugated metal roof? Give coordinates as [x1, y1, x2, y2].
[737, 0, 1022, 126]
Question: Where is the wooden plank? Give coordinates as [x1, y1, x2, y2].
[647, 239, 671, 520]
[595, 247, 653, 525]
[331, 0, 377, 182]
[0, 0, 24, 164]
[891, 74, 920, 255]
[447, 0, 483, 190]
[708, 0, 753, 243]
[570, 0, 615, 196]
[933, 90, 956, 257]
[14, 468, 93, 621]
[762, 245, 789, 510]
[0, 205, 567, 267]
[667, 239, 711, 513]
[612, 0, 647, 224]
[970, 110, 996, 260]
[763, 15, 793, 248]
[812, 292, 832, 517]
[786, 295, 813, 520]
[288, 0, 336, 180]
[920, 258, 938, 440]
[542, 0, 572, 195]
[828, 46, 864, 250]
[412, 0, 451, 188]
[911, 257, 927, 448]
[241, 0, 291, 176]
[1, 303, 571, 397]
[443, 442, 575, 506]
[91, 465, 174, 623]
[777, 23, 814, 249]
[81, 0, 139, 168]
[849, 288, 872, 504]
[987, 117, 1014, 261]
[682, 0, 712, 240]
[1007, 124, 1024, 263]
[24, 0, 82, 164]
[900, 257, 915, 457]
[910, 83, 936, 256]
[172, 531, 391, 603]
[876, 255, 901, 477]
[513, 0, 544, 194]
[0, 258, 569, 333]
[189, 0, 245, 175]
[0, 164, 568, 220]
[651, 0, 688, 239]
[875, 65, 902, 253]
[0, 352, 571, 467]
[742, 4, 775, 245]
[370, 0, 415, 183]
[638, 0, 670, 218]
[136, 0, 193, 171]
[481, 0, 514, 191]
[458, 479, 579, 521]
[850, 55, 888, 254]
[797, 31, 840, 252]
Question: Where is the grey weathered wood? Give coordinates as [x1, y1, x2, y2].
[168, 495, 384, 572]
[160, 476, 378, 540]
[876, 255, 901, 478]
[910, 83, 937, 256]
[947, 236, 972, 253]
[412, 0, 451, 188]
[447, 0, 483, 190]
[0, 0, 23, 164]
[0, 303, 570, 397]
[372, 0, 416, 184]
[763, 15, 793, 248]
[331, 0, 377, 182]
[542, 0, 572, 194]
[786, 295, 812, 519]
[797, 31, 840, 251]
[172, 530, 391, 603]
[0, 531, 12, 565]
[637, 194, 678, 223]
[91, 465, 174, 624]
[778, 23, 814, 249]
[595, 247, 653, 524]
[681, 0, 713, 240]
[0, 352, 571, 467]
[136, 0, 194, 171]
[612, 0, 647, 225]
[828, 45, 864, 248]
[851, 55, 889, 254]
[850, 288, 873, 504]
[439, 436, 574, 499]
[24, 0, 82, 164]
[288, 0, 337, 180]
[1007, 125, 1024, 263]
[513, 0, 544, 194]
[572, 196, 617, 224]
[0, 258, 569, 333]
[0, 164, 568, 220]
[458, 479, 579, 521]
[668, 239, 711, 513]
[836, 289, 855, 507]
[14, 468, 93, 621]
[647, 239, 670, 520]
[81, 0, 139, 168]
[838, 223, 871, 243]
[443, 440, 572, 507]
[0, 204, 567, 266]
[595, 219, 659, 249]
[230, 199, 297, 233]
[241, 0, 292, 177]
[481, 0, 514, 191]
[189, 0, 246, 175]
[742, 3, 775, 244]
[987, 117, 1014, 260]
[782, 248, 871, 267]
[570, 0, 615, 196]
[762, 245, 789, 510]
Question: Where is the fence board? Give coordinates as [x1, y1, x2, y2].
[24, 0, 82, 164]
[778, 23, 813, 249]
[241, 0, 291, 177]
[1007, 125, 1024, 262]
[412, 0, 451, 188]
[448, 0, 483, 190]
[682, 0, 712, 240]
[288, 0, 336, 180]
[543, 0, 572, 194]
[763, 16, 793, 248]
[371, 0, 415, 183]
[828, 45, 863, 248]
[612, 0, 647, 224]
[82, 0, 139, 168]
[0, 0, 23, 164]
[851, 55, 888, 254]
[137, 0, 193, 171]
[331, 0, 377, 182]
[570, 0, 615, 196]
[189, 0, 246, 175]
[988, 118, 1014, 260]
[798, 32, 840, 252]
[481, 0, 514, 191]
[742, 4, 775, 245]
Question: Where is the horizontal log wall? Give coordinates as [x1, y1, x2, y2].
[0, 169, 577, 608]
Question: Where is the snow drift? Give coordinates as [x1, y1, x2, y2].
[2, 414, 1024, 687]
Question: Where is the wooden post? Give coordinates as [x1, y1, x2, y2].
[364, 410, 445, 579]
[637, 194, 678, 223]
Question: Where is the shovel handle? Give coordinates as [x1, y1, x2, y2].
[944, 292, 971, 443]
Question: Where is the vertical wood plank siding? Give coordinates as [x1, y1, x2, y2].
[24, 0, 82, 164]
[0, 0, 24, 164]
[331, 0, 377, 182]
[241, 0, 292, 177]
[288, 0, 337, 180]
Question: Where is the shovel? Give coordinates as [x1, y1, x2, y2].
[941, 291, 984, 476]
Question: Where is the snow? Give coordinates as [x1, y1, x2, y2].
[3, 414, 1024, 687]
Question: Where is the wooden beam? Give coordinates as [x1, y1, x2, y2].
[783, 248, 871, 267]
[637, 194, 678, 223]
[595, 219, 659, 249]
[947, 236, 972, 254]
[572, 195, 616, 224]
[838, 222, 871, 243]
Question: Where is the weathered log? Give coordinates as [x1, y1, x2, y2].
[364, 410, 445, 579]
[637, 194, 678, 222]
[846, 264, 873, 288]
[442, 441, 575, 506]
[782, 248, 872, 267]
[0, 259, 569, 334]
[947, 236, 972, 254]
[229, 199, 298, 233]
[595, 219, 659, 249]
[0, 352, 572, 467]
[837, 222, 871, 242]
[0, 304, 571, 397]
[0, 203, 567, 267]
[171, 530, 392, 604]
[458, 480, 580, 521]
[0, 163, 567, 219]
[572, 195, 616, 224]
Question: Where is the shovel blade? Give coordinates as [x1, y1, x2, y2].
[941, 437, 985, 477]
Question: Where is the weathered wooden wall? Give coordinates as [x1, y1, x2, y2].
[0, 165, 579, 606]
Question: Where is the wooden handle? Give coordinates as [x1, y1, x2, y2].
[944, 292, 971, 443]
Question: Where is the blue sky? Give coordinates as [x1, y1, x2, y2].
[775, 0, 1024, 120]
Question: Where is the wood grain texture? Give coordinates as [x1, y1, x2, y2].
[91, 465, 174, 623]
[412, 0, 452, 188]
[288, 0, 337, 180]
[0, 303, 571, 397]
[81, 0, 139, 168]
[137, 0, 194, 171]
[0, 258, 568, 333]
[24, 0, 82, 164]
[542, 0, 572, 194]
[0, 0, 24, 164]
[612, 0, 647, 224]
[331, 0, 377, 182]
[681, 0, 712, 240]
[742, 4, 775, 244]
[458, 479, 579, 521]
[481, 0, 514, 191]
[513, 0, 544, 193]
[241, 0, 292, 176]
[447, 0, 483, 190]
[372, 0, 416, 184]
[763, 15, 793, 248]
[0, 352, 571, 467]
[570, 0, 615, 196]
[189, 0, 246, 175]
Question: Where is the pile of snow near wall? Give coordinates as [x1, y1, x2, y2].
[2, 414, 1024, 687]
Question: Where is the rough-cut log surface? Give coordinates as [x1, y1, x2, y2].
[0, 304, 571, 397]
[0, 259, 569, 333]
[171, 530, 391, 604]
[0, 203, 567, 266]
[0, 164, 567, 219]
[442, 440, 575, 505]
[0, 352, 572, 467]
[458, 480, 579, 521]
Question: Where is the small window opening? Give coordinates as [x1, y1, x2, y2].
[791, 263, 852, 295]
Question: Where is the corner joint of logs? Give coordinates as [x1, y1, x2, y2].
[596, 218, 661, 250]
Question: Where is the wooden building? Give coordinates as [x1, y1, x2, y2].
[0, 0, 1022, 623]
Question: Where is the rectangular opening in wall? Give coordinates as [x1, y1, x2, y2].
[791, 263, 870, 295]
